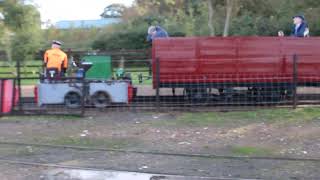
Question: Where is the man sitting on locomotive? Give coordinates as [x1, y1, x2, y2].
[43, 40, 68, 78]
[147, 26, 169, 42]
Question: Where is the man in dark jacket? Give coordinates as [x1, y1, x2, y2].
[291, 15, 309, 37]
[147, 26, 169, 42]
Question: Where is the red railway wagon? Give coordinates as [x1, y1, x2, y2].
[152, 37, 320, 100]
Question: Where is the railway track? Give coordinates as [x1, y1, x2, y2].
[1, 141, 320, 163]
[16, 94, 320, 114]
[1, 141, 319, 179]
[0, 159, 260, 180]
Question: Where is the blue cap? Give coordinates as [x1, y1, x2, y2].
[293, 15, 305, 20]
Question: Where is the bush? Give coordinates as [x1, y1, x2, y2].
[91, 16, 187, 50]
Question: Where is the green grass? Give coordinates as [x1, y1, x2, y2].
[152, 108, 320, 127]
[20, 79, 39, 85]
[0, 61, 152, 85]
[0, 64, 152, 85]
[0, 60, 42, 66]
[113, 67, 152, 85]
[0, 61, 41, 85]
[0, 115, 82, 121]
[231, 146, 274, 156]
[130, 71, 152, 85]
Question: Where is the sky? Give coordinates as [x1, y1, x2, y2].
[32, 0, 135, 23]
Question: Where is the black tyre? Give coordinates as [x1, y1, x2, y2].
[91, 92, 110, 108]
[65, 92, 81, 108]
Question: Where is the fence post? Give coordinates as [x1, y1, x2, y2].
[16, 59, 23, 112]
[292, 54, 298, 109]
[0, 79, 4, 117]
[155, 58, 160, 111]
[80, 78, 86, 117]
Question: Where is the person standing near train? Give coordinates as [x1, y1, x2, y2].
[43, 40, 68, 77]
[278, 14, 309, 37]
[147, 26, 169, 42]
[291, 15, 309, 37]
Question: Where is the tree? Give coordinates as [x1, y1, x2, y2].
[101, 4, 126, 18]
[0, 2, 6, 48]
[0, 0, 41, 61]
[207, 0, 215, 36]
[223, 0, 234, 37]
[92, 19, 150, 50]
[91, 0, 320, 51]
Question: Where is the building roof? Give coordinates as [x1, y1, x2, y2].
[55, 18, 121, 29]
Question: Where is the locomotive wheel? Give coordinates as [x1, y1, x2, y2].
[265, 90, 282, 102]
[248, 87, 283, 103]
[65, 92, 81, 108]
[91, 92, 110, 108]
[219, 88, 234, 102]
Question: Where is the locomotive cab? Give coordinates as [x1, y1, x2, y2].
[75, 62, 93, 78]
[35, 55, 134, 108]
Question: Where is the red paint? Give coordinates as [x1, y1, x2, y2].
[14, 87, 19, 107]
[0, 80, 16, 113]
[127, 84, 134, 103]
[34, 86, 38, 105]
[152, 37, 320, 88]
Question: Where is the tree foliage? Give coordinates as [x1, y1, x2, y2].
[2, 0, 320, 56]
[100, 4, 126, 18]
[42, 27, 100, 51]
[0, 0, 41, 61]
[21, 0, 320, 52]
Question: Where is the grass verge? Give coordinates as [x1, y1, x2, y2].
[151, 108, 320, 127]
[231, 146, 274, 156]
[0, 115, 82, 121]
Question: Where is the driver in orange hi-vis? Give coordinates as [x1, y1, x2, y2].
[44, 40, 68, 76]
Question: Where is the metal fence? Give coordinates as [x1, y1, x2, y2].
[1, 52, 320, 116]
[149, 54, 320, 111]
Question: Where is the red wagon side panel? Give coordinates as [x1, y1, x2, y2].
[152, 37, 320, 88]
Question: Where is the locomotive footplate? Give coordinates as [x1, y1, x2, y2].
[36, 79, 130, 108]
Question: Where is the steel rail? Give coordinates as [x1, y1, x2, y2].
[0, 158, 260, 180]
[1, 141, 320, 163]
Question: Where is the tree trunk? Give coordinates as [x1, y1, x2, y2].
[119, 49, 125, 69]
[223, 0, 233, 37]
[208, 0, 215, 36]
[3, 30, 12, 61]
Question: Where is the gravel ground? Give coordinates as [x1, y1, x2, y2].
[0, 110, 320, 179]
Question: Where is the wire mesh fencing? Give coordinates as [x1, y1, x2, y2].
[88, 53, 320, 113]
[146, 54, 320, 111]
[2, 52, 320, 116]
[0, 60, 86, 116]
[17, 77, 86, 116]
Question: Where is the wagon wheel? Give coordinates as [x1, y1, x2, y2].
[91, 92, 110, 108]
[261, 87, 282, 103]
[247, 87, 261, 103]
[65, 92, 81, 108]
[285, 88, 294, 100]
[186, 88, 210, 104]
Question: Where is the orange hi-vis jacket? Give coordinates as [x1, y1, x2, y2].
[44, 48, 68, 72]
